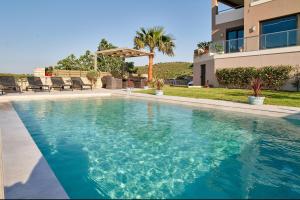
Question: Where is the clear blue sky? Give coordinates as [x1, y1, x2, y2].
[0, 0, 211, 74]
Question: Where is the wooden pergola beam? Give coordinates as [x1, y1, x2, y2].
[94, 48, 154, 77]
[95, 48, 152, 58]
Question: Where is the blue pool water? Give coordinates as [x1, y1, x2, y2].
[13, 97, 300, 199]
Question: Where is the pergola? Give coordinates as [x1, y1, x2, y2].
[94, 48, 154, 80]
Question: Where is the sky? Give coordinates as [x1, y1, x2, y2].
[0, 0, 212, 74]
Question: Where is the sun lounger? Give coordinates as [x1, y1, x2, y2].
[0, 76, 21, 93]
[26, 77, 50, 92]
[71, 77, 92, 90]
[51, 77, 73, 91]
[0, 85, 4, 95]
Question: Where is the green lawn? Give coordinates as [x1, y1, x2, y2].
[136, 86, 300, 108]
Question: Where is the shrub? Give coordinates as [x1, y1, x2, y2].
[258, 65, 293, 90]
[216, 65, 293, 90]
[292, 66, 300, 92]
[86, 70, 99, 85]
[293, 73, 300, 92]
[216, 67, 257, 89]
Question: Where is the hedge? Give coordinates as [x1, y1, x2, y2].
[216, 65, 293, 90]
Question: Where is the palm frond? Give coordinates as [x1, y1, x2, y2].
[133, 26, 175, 55]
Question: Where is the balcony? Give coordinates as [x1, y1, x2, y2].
[250, 0, 272, 6]
[216, 7, 244, 25]
[209, 29, 300, 54]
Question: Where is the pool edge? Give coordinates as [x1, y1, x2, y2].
[0, 102, 69, 199]
[113, 92, 300, 120]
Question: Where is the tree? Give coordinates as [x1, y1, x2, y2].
[78, 50, 94, 71]
[97, 39, 125, 78]
[56, 54, 79, 70]
[55, 51, 95, 71]
[124, 62, 137, 74]
[134, 26, 175, 81]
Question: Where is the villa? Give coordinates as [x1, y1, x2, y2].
[193, 0, 300, 89]
[0, 1, 300, 199]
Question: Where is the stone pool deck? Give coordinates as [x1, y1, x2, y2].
[117, 90, 300, 120]
[0, 89, 299, 198]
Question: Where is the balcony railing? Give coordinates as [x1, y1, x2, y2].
[209, 29, 300, 54]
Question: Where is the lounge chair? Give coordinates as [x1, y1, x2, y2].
[0, 85, 4, 95]
[71, 77, 92, 90]
[50, 77, 73, 91]
[26, 77, 50, 92]
[0, 76, 21, 93]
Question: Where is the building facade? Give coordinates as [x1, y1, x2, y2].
[193, 0, 300, 90]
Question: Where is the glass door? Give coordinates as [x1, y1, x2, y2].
[226, 27, 244, 53]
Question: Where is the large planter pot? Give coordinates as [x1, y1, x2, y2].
[126, 87, 132, 94]
[155, 90, 164, 96]
[248, 96, 265, 105]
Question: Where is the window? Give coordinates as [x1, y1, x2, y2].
[260, 15, 298, 49]
[226, 27, 244, 53]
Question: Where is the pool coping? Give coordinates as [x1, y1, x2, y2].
[0, 129, 4, 199]
[0, 102, 69, 199]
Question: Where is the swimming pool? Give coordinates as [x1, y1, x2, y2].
[13, 97, 300, 199]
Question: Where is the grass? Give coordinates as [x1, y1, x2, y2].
[136, 86, 300, 108]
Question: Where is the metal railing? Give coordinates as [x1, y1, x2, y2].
[164, 79, 190, 86]
[209, 29, 300, 54]
[217, 5, 244, 14]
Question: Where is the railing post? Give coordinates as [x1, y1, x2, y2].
[287, 30, 289, 47]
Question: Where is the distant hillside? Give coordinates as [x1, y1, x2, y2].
[0, 73, 31, 79]
[136, 62, 193, 79]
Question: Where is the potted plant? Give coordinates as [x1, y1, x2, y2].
[144, 80, 149, 90]
[212, 43, 224, 54]
[248, 78, 265, 105]
[155, 79, 164, 96]
[86, 70, 98, 88]
[127, 80, 134, 93]
[45, 66, 53, 77]
[197, 41, 212, 55]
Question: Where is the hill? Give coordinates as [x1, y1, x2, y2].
[136, 62, 193, 79]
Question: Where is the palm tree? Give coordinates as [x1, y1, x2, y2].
[134, 27, 175, 81]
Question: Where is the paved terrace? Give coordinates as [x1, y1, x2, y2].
[0, 89, 299, 198]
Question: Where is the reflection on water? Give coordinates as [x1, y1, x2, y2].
[13, 97, 300, 199]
